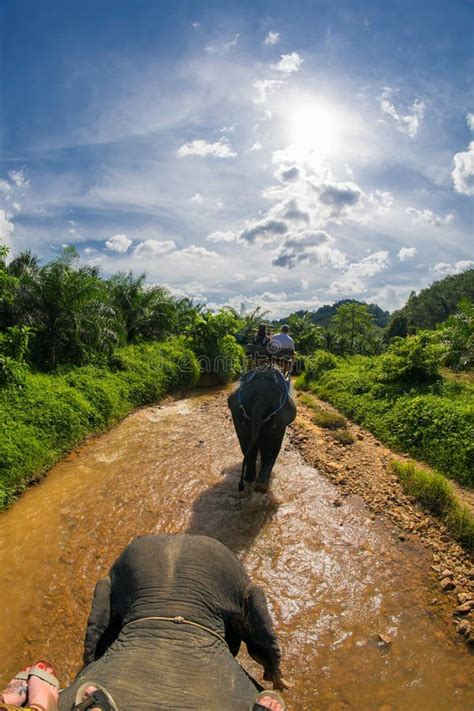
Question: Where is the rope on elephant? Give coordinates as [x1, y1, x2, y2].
[122, 615, 227, 645]
[238, 365, 291, 423]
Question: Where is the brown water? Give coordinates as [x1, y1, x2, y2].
[0, 389, 472, 710]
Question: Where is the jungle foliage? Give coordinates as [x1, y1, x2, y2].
[298, 333, 474, 488]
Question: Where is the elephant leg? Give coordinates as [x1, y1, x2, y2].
[244, 446, 258, 484]
[255, 425, 285, 493]
[242, 584, 283, 687]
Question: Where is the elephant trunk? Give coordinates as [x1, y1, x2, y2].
[239, 399, 270, 492]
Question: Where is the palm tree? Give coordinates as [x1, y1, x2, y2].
[286, 312, 324, 354]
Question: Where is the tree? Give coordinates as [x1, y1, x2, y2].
[286, 312, 323, 354]
[225, 304, 270, 344]
[14, 247, 121, 369]
[330, 302, 375, 354]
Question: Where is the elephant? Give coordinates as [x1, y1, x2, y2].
[58, 534, 286, 711]
[227, 365, 297, 494]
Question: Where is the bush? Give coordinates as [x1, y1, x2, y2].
[391, 461, 474, 552]
[303, 350, 338, 384]
[0, 339, 199, 508]
[376, 334, 440, 385]
[311, 410, 347, 429]
[299, 353, 473, 487]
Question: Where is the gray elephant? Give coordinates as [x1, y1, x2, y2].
[58, 534, 286, 711]
[228, 366, 297, 493]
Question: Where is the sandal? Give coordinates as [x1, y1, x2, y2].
[73, 682, 118, 711]
[28, 661, 60, 691]
[253, 690, 287, 711]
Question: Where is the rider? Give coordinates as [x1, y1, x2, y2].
[270, 325, 295, 375]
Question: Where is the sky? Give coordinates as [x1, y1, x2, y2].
[0, 0, 473, 316]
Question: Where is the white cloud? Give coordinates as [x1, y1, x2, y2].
[264, 31, 280, 46]
[192, 21, 200, 28]
[466, 113, 474, 131]
[398, 246, 417, 261]
[0, 209, 14, 247]
[379, 87, 425, 137]
[433, 260, 474, 275]
[206, 230, 236, 243]
[83, 247, 97, 255]
[406, 207, 454, 227]
[330, 251, 390, 294]
[0, 179, 12, 195]
[253, 79, 284, 104]
[255, 275, 278, 284]
[220, 125, 235, 134]
[205, 33, 240, 54]
[133, 239, 176, 257]
[248, 141, 262, 152]
[369, 284, 405, 312]
[105, 233, 132, 253]
[190, 193, 204, 204]
[452, 141, 474, 195]
[181, 245, 218, 258]
[8, 168, 30, 188]
[177, 138, 237, 158]
[12, 202, 21, 212]
[273, 52, 303, 75]
[301, 280, 309, 289]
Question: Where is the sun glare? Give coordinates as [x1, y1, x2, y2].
[289, 103, 341, 160]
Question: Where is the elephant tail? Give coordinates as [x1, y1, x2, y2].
[238, 401, 268, 492]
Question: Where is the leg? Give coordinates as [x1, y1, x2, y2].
[255, 426, 285, 493]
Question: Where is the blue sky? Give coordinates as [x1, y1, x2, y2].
[1, 0, 473, 315]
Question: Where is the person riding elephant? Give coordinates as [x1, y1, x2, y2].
[57, 534, 288, 711]
[228, 365, 297, 494]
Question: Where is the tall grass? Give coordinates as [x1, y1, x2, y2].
[391, 461, 474, 552]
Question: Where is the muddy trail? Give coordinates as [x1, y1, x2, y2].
[0, 388, 472, 710]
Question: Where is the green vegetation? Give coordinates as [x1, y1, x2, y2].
[0, 340, 199, 508]
[0, 244, 248, 507]
[299, 335, 474, 487]
[390, 461, 474, 552]
[385, 268, 474, 336]
[298, 391, 352, 442]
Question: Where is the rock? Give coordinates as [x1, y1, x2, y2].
[440, 578, 456, 592]
[370, 513, 376, 521]
[378, 633, 392, 645]
[468, 570, 474, 580]
[440, 569, 454, 579]
[455, 603, 472, 616]
[457, 593, 470, 604]
[456, 620, 471, 636]
[398, 533, 406, 542]
[333, 498, 343, 508]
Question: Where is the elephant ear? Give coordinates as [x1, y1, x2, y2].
[83, 576, 112, 666]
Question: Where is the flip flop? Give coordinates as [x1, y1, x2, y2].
[28, 661, 60, 690]
[73, 682, 118, 711]
[252, 690, 287, 711]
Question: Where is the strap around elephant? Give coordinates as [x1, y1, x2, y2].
[122, 615, 227, 646]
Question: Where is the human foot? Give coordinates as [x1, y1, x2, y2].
[0, 666, 30, 705]
[27, 660, 59, 711]
[73, 683, 117, 710]
[253, 690, 286, 711]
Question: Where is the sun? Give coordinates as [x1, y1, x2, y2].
[289, 102, 341, 160]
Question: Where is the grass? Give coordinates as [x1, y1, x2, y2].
[298, 391, 353, 443]
[390, 460, 474, 553]
[299, 355, 474, 488]
[0, 339, 199, 509]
